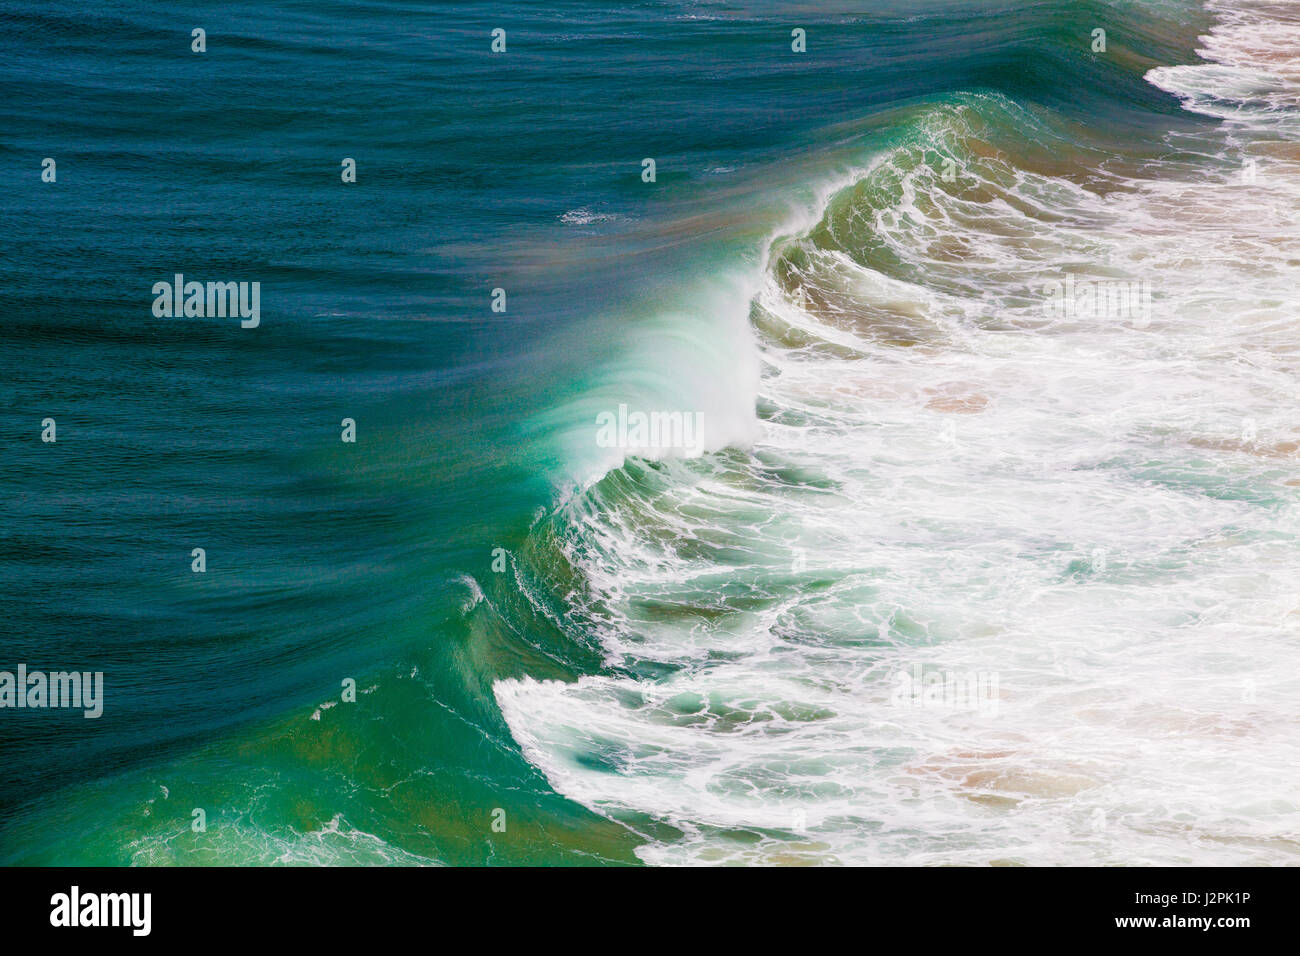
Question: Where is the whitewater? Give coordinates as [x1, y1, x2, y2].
[495, 0, 1300, 865]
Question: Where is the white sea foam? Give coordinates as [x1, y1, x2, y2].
[560, 206, 624, 226]
[498, 0, 1300, 865]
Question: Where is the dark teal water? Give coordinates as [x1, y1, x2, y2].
[3, 0, 1254, 865]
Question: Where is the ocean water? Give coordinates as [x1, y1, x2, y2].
[2, 0, 1299, 865]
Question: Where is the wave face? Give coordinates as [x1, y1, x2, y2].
[495, 1, 1300, 864]
[4, 0, 1299, 866]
